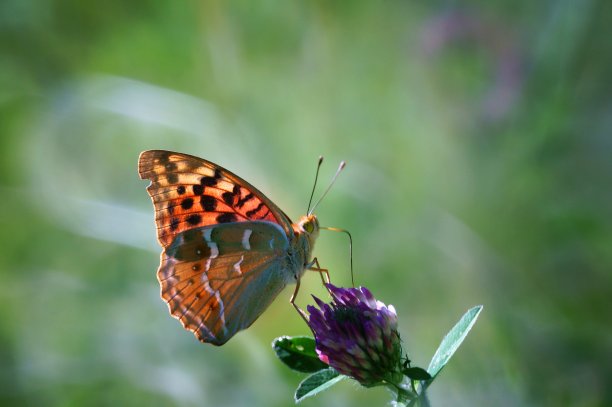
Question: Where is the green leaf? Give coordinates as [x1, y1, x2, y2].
[295, 368, 346, 403]
[272, 336, 328, 373]
[426, 305, 483, 384]
[402, 367, 432, 381]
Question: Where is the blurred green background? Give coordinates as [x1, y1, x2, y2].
[1, 1, 610, 406]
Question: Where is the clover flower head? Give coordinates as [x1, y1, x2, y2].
[307, 284, 403, 386]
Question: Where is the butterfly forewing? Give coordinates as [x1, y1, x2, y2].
[159, 221, 292, 345]
[138, 150, 293, 248]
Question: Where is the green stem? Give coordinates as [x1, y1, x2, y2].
[410, 379, 417, 394]
[386, 381, 415, 406]
[402, 376, 430, 407]
[419, 390, 431, 407]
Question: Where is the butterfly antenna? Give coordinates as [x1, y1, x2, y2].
[306, 156, 324, 214]
[321, 227, 354, 287]
[308, 161, 346, 216]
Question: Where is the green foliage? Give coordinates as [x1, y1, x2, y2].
[272, 336, 328, 373]
[294, 368, 345, 403]
[426, 305, 483, 383]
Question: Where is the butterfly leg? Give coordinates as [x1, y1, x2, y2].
[290, 259, 331, 328]
[290, 278, 310, 325]
[308, 257, 330, 285]
[311, 258, 341, 298]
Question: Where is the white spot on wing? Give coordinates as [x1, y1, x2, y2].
[209, 243, 219, 258]
[203, 229, 219, 259]
[202, 228, 218, 273]
[242, 229, 252, 250]
[233, 255, 244, 275]
[201, 272, 215, 294]
[215, 291, 227, 335]
[205, 258, 212, 273]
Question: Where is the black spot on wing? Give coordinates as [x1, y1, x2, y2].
[199, 168, 222, 187]
[193, 184, 204, 195]
[222, 191, 234, 206]
[246, 202, 265, 218]
[181, 198, 194, 210]
[236, 192, 254, 209]
[166, 173, 178, 184]
[200, 195, 217, 211]
[200, 176, 217, 186]
[217, 213, 237, 223]
[158, 152, 170, 164]
[186, 214, 202, 225]
[177, 185, 186, 195]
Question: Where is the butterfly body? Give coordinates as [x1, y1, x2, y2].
[139, 150, 319, 345]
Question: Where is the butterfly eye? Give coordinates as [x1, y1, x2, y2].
[304, 221, 314, 233]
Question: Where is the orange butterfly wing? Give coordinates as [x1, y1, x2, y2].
[139, 150, 303, 345]
[138, 150, 293, 248]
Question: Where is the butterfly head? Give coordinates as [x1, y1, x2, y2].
[296, 214, 320, 250]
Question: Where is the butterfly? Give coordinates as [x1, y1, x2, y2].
[138, 150, 332, 346]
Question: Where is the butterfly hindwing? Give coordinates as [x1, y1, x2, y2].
[138, 150, 293, 248]
[158, 221, 294, 345]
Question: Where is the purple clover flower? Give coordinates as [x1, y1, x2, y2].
[307, 284, 403, 387]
